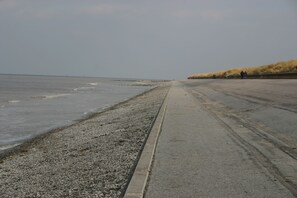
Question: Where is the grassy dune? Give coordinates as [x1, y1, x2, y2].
[188, 60, 297, 79]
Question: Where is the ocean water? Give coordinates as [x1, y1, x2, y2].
[0, 74, 152, 150]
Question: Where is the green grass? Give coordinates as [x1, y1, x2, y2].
[189, 60, 297, 78]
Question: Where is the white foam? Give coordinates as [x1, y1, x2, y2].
[73, 87, 95, 91]
[8, 100, 20, 103]
[88, 82, 98, 86]
[44, 94, 71, 99]
[131, 81, 152, 86]
[32, 94, 71, 99]
[101, 104, 111, 110]
[83, 108, 97, 115]
[0, 143, 20, 151]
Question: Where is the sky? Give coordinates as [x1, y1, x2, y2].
[0, 0, 296, 80]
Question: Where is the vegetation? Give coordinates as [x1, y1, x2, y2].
[188, 60, 297, 79]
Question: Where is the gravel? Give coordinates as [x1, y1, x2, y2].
[0, 85, 169, 198]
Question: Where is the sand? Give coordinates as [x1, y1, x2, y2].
[0, 84, 170, 198]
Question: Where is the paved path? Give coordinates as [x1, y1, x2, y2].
[145, 82, 295, 198]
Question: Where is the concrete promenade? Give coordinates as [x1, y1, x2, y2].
[145, 81, 295, 198]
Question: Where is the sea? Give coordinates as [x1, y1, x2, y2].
[0, 74, 152, 151]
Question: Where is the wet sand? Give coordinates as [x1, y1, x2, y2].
[0, 84, 170, 198]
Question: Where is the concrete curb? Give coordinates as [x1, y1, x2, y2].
[124, 88, 169, 198]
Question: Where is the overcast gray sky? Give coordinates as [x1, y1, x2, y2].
[0, 0, 296, 79]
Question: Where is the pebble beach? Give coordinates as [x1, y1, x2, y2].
[0, 84, 170, 198]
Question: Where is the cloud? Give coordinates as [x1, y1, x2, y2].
[171, 8, 226, 21]
[0, 0, 62, 20]
[28, 10, 62, 20]
[0, 0, 18, 9]
[172, 10, 196, 18]
[200, 10, 226, 20]
[84, 4, 117, 16]
[82, 3, 155, 18]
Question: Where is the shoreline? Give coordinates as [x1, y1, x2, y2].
[0, 83, 170, 197]
[0, 86, 158, 159]
[0, 75, 162, 153]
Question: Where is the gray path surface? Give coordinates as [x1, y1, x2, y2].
[183, 79, 297, 147]
[145, 81, 296, 198]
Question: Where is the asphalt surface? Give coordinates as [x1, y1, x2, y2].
[145, 80, 297, 198]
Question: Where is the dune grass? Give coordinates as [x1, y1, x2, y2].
[189, 60, 297, 78]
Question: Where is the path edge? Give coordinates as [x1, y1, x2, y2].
[123, 87, 170, 198]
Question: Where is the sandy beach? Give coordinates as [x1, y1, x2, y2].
[0, 84, 170, 197]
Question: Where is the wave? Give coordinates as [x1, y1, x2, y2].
[83, 108, 98, 115]
[73, 87, 95, 91]
[131, 81, 153, 86]
[88, 82, 98, 86]
[102, 104, 111, 110]
[83, 104, 112, 115]
[0, 143, 21, 151]
[32, 94, 71, 100]
[8, 100, 20, 103]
